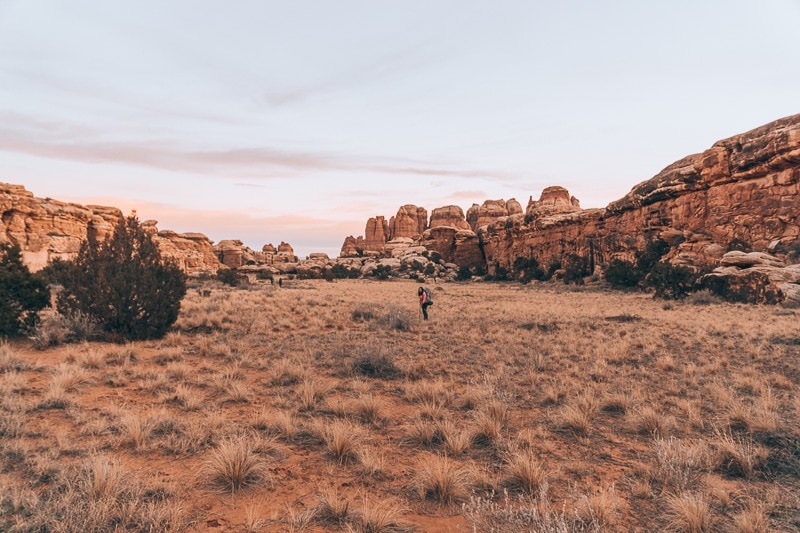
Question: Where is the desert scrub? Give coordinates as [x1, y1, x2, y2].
[351, 343, 402, 379]
[320, 420, 362, 464]
[414, 454, 474, 504]
[8, 454, 186, 532]
[651, 436, 708, 493]
[203, 436, 271, 493]
[501, 450, 549, 495]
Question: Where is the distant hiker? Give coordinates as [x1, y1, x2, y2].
[418, 286, 433, 320]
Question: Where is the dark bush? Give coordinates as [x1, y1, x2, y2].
[0, 243, 50, 336]
[513, 257, 545, 283]
[373, 264, 392, 280]
[217, 268, 243, 286]
[351, 350, 401, 379]
[331, 263, 361, 279]
[563, 254, 590, 285]
[456, 266, 473, 281]
[49, 215, 187, 341]
[645, 261, 697, 299]
[726, 237, 752, 253]
[604, 259, 641, 289]
[635, 238, 670, 273]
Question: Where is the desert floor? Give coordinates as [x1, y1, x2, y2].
[1, 278, 798, 532]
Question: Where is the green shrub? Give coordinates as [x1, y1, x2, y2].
[331, 263, 361, 279]
[635, 238, 670, 273]
[216, 268, 243, 286]
[563, 254, 590, 285]
[373, 264, 392, 280]
[0, 243, 49, 336]
[646, 261, 697, 300]
[513, 257, 545, 283]
[456, 266, 473, 281]
[604, 259, 641, 289]
[48, 215, 187, 341]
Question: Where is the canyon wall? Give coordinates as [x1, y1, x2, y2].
[0, 183, 221, 274]
[479, 114, 800, 274]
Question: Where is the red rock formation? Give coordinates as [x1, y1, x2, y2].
[363, 216, 390, 252]
[389, 205, 427, 240]
[480, 114, 800, 282]
[468, 199, 521, 231]
[420, 227, 483, 269]
[429, 205, 470, 230]
[0, 183, 220, 274]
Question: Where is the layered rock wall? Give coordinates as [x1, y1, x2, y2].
[1, 183, 220, 274]
[480, 114, 800, 274]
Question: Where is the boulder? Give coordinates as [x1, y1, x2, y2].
[429, 205, 470, 230]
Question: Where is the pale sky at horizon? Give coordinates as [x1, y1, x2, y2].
[1, 1, 799, 258]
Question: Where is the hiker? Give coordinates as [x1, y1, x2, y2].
[418, 286, 433, 320]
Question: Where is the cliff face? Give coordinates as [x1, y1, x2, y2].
[479, 114, 800, 273]
[0, 183, 221, 274]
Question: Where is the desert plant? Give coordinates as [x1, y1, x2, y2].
[604, 258, 641, 289]
[652, 437, 707, 493]
[563, 253, 590, 285]
[47, 214, 187, 340]
[204, 436, 269, 493]
[351, 346, 401, 379]
[501, 450, 549, 495]
[216, 267, 244, 286]
[711, 430, 768, 479]
[0, 242, 50, 336]
[353, 498, 412, 533]
[309, 488, 353, 527]
[663, 491, 713, 533]
[646, 261, 697, 299]
[321, 420, 361, 464]
[415, 454, 473, 504]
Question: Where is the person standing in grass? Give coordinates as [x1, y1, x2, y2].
[418, 286, 433, 321]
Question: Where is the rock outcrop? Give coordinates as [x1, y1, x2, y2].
[703, 251, 800, 304]
[389, 205, 427, 240]
[479, 114, 800, 290]
[0, 183, 220, 274]
[429, 205, 470, 230]
[468, 199, 522, 232]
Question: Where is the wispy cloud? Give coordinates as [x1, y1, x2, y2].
[0, 112, 518, 181]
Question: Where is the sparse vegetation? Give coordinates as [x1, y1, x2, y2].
[1, 279, 797, 531]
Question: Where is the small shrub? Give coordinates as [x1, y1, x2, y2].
[381, 306, 415, 331]
[321, 420, 361, 464]
[664, 492, 713, 533]
[646, 261, 697, 299]
[0, 243, 49, 336]
[216, 268, 243, 287]
[456, 266, 473, 281]
[604, 258, 641, 289]
[501, 451, 549, 495]
[415, 455, 473, 504]
[351, 346, 401, 379]
[204, 436, 269, 493]
[513, 256, 545, 283]
[563, 253, 590, 285]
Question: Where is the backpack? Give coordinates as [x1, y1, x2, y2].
[424, 287, 433, 304]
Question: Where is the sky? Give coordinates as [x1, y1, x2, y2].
[1, 1, 799, 258]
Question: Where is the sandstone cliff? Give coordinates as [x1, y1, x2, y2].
[479, 114, 800, 277]
[0, 183, 220, 274]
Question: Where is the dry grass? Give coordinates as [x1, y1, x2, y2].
[664, 491, 713, 532]
[203, 436, 271, 493]
[501, 450, 549, 495]
[1, 280, 798, 532]
[415, 454, 474, 504]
